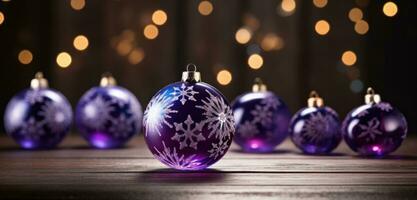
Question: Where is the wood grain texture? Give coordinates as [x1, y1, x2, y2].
[1, 135, 417, 199]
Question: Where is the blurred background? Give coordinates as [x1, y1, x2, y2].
[0, 0, 416, 134]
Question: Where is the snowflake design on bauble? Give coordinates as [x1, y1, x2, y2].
[261, 96, 280, 109]
[251, 105, 273, 127]
[208, 141, 229, 159]
[357, 109, 369, 118]
[20, 117, 45, 140]
[171, 83, 199, 105]
[153, 141, 199, 170]
[196, 89, 235, 141]
[376, 102, 393, 112]
[238, 121, 259, 138]
[38, 101, 70, 133]
[25, 90, 44, 104]
[358, 118, 382, 141]
[82, 95, 114, 130]
[324, 107, 338, 117]
[171, 115, 205, 150]
[144, 91, 178, 137]
[302, 112, 332, 143]
[109, 114, 135, 138]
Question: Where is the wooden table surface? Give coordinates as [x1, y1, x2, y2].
[1, 135, 417, 200]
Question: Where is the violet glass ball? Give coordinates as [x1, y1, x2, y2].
[4, 73, 72, 149]
[289, 106, 341, 154]
[143, 67, 235, 170]
[232, 90, 291, 152]
[342, 98, 407, 156]
[76, 75, 142, 149]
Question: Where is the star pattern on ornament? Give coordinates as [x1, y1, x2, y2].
[358, 118, 383, 141]
[20, 117, 45, 140]
[153, 141, 199, 170]
[376, 102, 393, 112]
[144, 90, 178, 137]
[38, 100, 71, 133]
[82, 95, 115, 130]
[109, 114, 135, 138]
[171, 83, 199, 105]
[237, 121, 259, 138]
[25, 90, 44, 104]
[196, 89, 235, 141]
[208, 141, 229, 159]
[261, 96, 280, 110]
[302, 112, 332, 144]
[250, 104, 274, 127]
[171, 115, 205, 150]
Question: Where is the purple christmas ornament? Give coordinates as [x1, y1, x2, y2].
[232, 78, 291, 152]
[289, 91, 341, 154]
[75, 74, 142, 149]
[342, 88, 407, 156]
[4, 72, 73, 149]
[143, 64, 235, 170]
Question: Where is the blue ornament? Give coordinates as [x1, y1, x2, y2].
[4, 72, 73, 149]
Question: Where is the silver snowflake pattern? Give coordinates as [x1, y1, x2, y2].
[38, 101, 70, 133]
[143, 91, 178, 137]
[109, 114, 135, 138]
[196, 89, 235, 141]
[20, 117, 45, 140]
[25, 90, 44, 104]
[358, 118, 382, 141]
[171, 115, 205, 150]
[376, 102, 393, 112]
[171, 83, 199, 105]
[261, 96, 280, 110]
[82, 95, 115, 130]
[238, 121, 259, 138]
[208, 141, 229, 159]
[302, 112, 333, 143]
[153, 141, 199, 170]
[251, 105, 274, 127]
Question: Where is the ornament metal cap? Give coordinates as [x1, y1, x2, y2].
[364, 87, 381, 104]
[307, 90, 324, 107]
[181, 63, 201, 83]
[252, 78, 267, 92]
[30, 72, 49, 89]
[100, 73, 117, 87]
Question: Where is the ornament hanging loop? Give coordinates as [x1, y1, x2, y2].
[30, 72, 49, 89]
[100, 72, 117, 87]
[308, 90, 324, 107]
[252, 78, 267, 92]
[182, 63, 201, 82]
[365, 87, 381, 104]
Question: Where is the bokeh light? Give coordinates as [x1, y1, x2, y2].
[56, 52, 72, 68]
[350, 79, 364, 93]
[116, 39, 133, 56]
[143, 24, 159, 40]
[341, 50, 357, 66]
[261, 33, 284, 51]
[235, 28, 252, 44]
[152, 10, 168, 26]
[0, 12, 4, 25]
[383, 2, 398, 17]
[354, 20, 369, 35]
[313, 0, 328, 8]
[217, 69, 232, 85]
[198, 1, 213, 16]
[315, 20, 330, 35]
[18, 50, 33, 65]
[70, 0, 85, 11]
[348, 8, 363, 22]
[128, 48, 145, 65]
[281, 0, 296, 13]
[73, 35, 89, 51]
[248, 54, 264, 69]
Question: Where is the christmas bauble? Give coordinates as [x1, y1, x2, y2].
[4, 72, 72, 149]
[232, 78, 290, 152]
[75, 74, 142, 149]
[342, 88, 407, 156]
[143, 64, 235, 170]
[289, 91, 341, 154]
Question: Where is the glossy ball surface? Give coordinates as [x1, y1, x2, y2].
[76, 86, 142, 149]
[4, 88, 72, 149]
[143, 82, 235, 170]
[342, 102, 407, 156]
[289, 106, 341, 154]
[232, 91, 291, 152]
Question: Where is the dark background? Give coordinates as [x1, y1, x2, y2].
[0, 0, 416, 134]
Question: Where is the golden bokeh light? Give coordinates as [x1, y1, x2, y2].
[315, 20, 330, 35]
[235, 28, 252, 44]
[348, 8, 363, 22]
[70, 0, 85, 11]
[198, 1, 213, 16]
[128, 48, 145, 65]
[216, 69, 232, 85]
[18, 50, 33, 65]
[281, 0, 296, 13]
[341, 51, 357, 66]
[248, 54, 264, 69]
[0, 12, 4, 25]
[152, 10, 168, 26]
[73, 35, 89, 51]
[354, 20, 369, 35]
[261, 33, 284, 51]
[313, 0, 328, 8]
[143, 24, 159, 40]
[56, 52, 72, 68]
[116, 40, 133, 56]
[383, 2, 398, 17]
